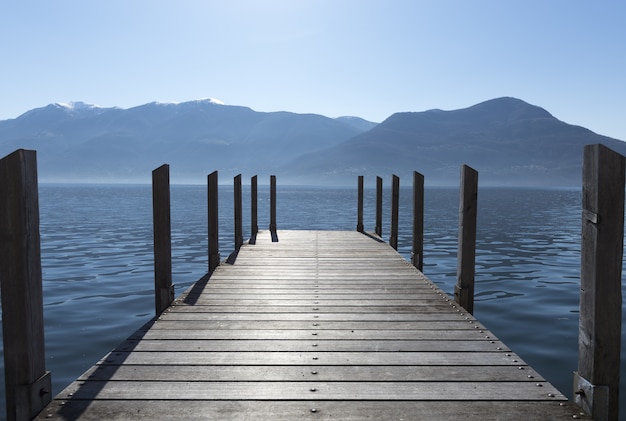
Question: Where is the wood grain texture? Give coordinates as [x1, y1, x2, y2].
[35, 230, 588, 420]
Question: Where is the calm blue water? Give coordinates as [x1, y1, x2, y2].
[0, 183, 624, 418]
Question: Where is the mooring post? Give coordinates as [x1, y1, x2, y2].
[208, 171, 220, 273]
[574, 144, 625, 421]
[390, 175, 400, 250]
[454, 164, 478, 315]
[357, 175, 364, 232]
[250, 175, 258, 244]
[234, 174, 244, 250]
[375, 176, 383, 237]
[412, 171, 424, 271]
[270, 175, 277, 241]
[152, 164, 174, 316]
[0, 149, 52, 421]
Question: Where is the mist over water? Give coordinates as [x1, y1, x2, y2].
[0, 183, 623, 419]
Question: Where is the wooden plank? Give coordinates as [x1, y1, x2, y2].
[54, 381, 565, 401]
[98, 351, 527, 366]
[133, 329, 493, 341]
[79, 364, 534, 382]
[148, 320, 485, 330]
[156, 312, 471, 321]
[35, 400, 589, 421]
[162, 305, 455, 314]
[120, 339, 510, 352]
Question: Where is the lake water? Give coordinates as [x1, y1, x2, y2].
[0, 183, 624, 419]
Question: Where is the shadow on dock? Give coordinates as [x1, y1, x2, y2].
[56, 319, 154, 420]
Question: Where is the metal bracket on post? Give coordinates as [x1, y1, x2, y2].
[573, 371, 609, 420]
[16, 371, 51, 419]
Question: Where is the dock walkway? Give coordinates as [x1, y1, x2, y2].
[37, 230, 588, 420]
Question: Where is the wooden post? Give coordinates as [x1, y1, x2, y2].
[412, 171, 424, 271]
[357, 176, 364, 232]
[375, 176, 383, 237]
[234, 174, 243, 250]
[389, 175, 400, 250]
[207, 171, 220, 273]
[574, 144, 625, 421]
[270, 175, 277, 241]
[152, 164, 174, 316]
[250, 175, 258, 244]
[0, 149, 52, 421]
[454, 165, 478, 315]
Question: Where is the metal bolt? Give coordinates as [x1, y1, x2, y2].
[311, 370, 318, 374]
[548, 393, 555, 398]
[312, 343, 318, 347]
[310, 388, 317, 392]
[497, 347, 502, 350]
[518, 367, 524, 370]
[312, 332, 318, 336]
[527, 375, 534, 379]
[536, 383, 543, 387]
[311, 408, 317, 413]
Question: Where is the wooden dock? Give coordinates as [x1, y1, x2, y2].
[35, 230, 588, 420]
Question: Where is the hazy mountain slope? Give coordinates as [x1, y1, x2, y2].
[282, 97, 626, 186]
[0, 100, 371, 183]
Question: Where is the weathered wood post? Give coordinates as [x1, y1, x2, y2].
[390, 175, 400, 250]
[208, 171, 220, 273]
[454, 165, 478, 315]
[270, 175, 277, 241]
[412, 171, 424, 271]
[250, 175, 258, 244]
[152, 164, 174, 316]
[375, 176, 383, 237]
[574, 144, 625, 421]
[234, 174, 244, 250]
[357, 175, 364, 232]
[0, 149, 52, 421]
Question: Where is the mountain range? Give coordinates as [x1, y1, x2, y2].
[0, 97, 623, 186]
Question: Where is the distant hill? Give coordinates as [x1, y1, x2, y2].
[1, 97, 624, 186]
[0, 99, 372, 183]
[281, 97, 626, 186]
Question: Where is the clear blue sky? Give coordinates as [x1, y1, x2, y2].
[1, 0, 625, 140]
